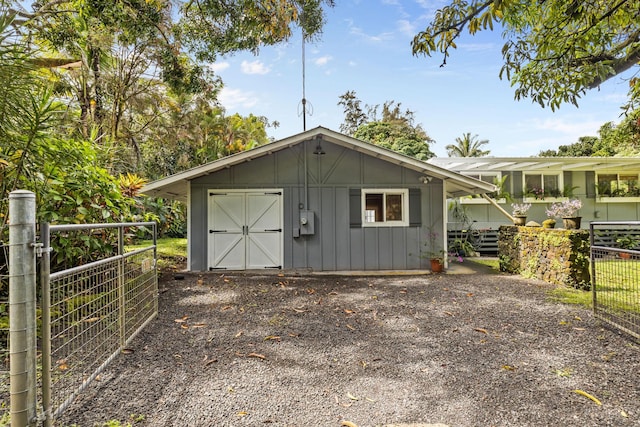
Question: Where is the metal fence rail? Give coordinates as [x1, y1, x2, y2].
[590, 221, 640, 341]
[41, 222, 158, 425]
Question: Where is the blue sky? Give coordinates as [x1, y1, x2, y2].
[210, 0, 635, 157]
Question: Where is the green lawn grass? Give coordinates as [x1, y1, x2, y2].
[126, 237, 187, 270]
[550, 259, 640, 312]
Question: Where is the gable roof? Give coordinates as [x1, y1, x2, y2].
[141, 126, 496, 202]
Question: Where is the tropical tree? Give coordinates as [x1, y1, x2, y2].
[539, 110, 640, 157]
[339, 92, 436, 159]
[337, 90, 368, 136]
[446, 133, 490, 157]
[411, 0, 640, 111]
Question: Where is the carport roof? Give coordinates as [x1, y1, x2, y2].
[427, 156, 640, 172]
[141, 126, 496, 202]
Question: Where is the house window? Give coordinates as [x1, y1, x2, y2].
[524, 172, 562, 199]
[362, 189, 409, 226]
[597, 173, 640, 197]
[465, 172, 499, 185]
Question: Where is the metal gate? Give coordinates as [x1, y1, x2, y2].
[40, 222, 158, 425]
[590, 221, 640, 341]
[4, 190, 158, 426]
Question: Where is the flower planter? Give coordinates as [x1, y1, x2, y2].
[430, 258, 444, 273]
[513, 216, 527, 226]
[562, 217, 581, 230]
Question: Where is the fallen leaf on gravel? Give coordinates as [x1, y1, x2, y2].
[346, 392, 359, 401]
[346, 324, 356, 330]
[121, 348, 134, 354]
[234, 330, 243, 338]
[288, 332, 299, 337]
[237, 411, 248, 417]
[621, 410, 629, 417]
[277, 273, 284, 277]
[474, 328, 488, 334]
[467, 293, 474, 297]
[341, 421, 358, 427]
[573, 327, 585, 331]
[307, 288, 316, 294]
[292, 307, 306, 313]
[574, 389, 602, 405]
[192, 323, 207, 328]
[180, 324, 189, 329]
[328, 291, 338, 295]
[221, 306, 232, 311]
[443, 311, 454, 316]
[344, 309, 356, 315]
[247, 352, 266, 360]
[263, 335, 281, 342]
[197, 279, 203, 285]
[174, 316, 189, 323]
[501, 365, 517, 371]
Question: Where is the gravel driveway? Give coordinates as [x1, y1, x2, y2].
[59, 263, 639, 427]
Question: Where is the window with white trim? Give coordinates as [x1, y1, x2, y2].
[464, 172, 500, 185]
[524, 172, 562, 199]
[597, 173, 640, 197]
[362, 189, 409, 226]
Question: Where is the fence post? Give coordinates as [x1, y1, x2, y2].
[8, 190, 37, 426]
[40, 222, 52, 427]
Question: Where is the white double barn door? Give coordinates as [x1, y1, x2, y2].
[207, 190, 283, 270]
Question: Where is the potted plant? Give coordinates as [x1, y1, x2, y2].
[616, 234, 640, 258]
[511, 203, 531, 226]
[546, 199, 582, 229]
[424, 226, 446, 272]
[542, 218, 556, 229]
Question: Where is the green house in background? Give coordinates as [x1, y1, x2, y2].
[428, 157, 640, 237]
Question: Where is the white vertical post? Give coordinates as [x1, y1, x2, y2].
[9, 190, 37, 426]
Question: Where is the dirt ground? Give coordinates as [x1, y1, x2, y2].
[59, 264, 639, 427]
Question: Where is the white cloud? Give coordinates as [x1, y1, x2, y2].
[533, 117, 602, 136]
[460, 43, 496, 52]
[240, 60, 270, 75]
[396, 19, 415, 38]
[346, 19, 394, 43]
[208, 62, 230, 73]
[314, 55, 333, 66]
[218, 87, 258, 109]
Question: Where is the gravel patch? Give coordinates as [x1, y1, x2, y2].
[58, 267, 639, 427]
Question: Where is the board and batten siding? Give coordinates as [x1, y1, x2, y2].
[188, 139, 444, 271]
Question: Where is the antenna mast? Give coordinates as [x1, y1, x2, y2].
[299, 27, 312, 131]
[302, 33, 307, 131]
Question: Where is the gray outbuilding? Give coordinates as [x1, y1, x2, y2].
[142, 127, 495, 272]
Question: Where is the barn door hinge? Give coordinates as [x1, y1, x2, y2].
[265, 191, 282, 195]
[264, 266, 282, 269]
[209, 192, 227, 196]
[209, 267, 227, 270]
[209, 230, 227, 233]
[264, 228, 282, 232]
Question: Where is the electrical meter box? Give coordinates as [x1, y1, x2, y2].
[299, 210, 315, 235]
